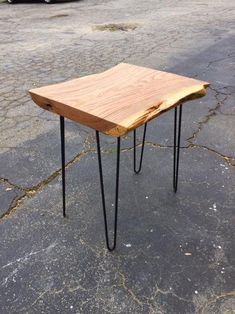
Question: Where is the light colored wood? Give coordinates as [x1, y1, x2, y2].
[29, 63, 209, 137]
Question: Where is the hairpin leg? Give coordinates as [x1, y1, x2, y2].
[96, 131, 121, 251]
[133, 123, 147, 174]
[173, 105, 182, 193]
[60, 116, 66, 217]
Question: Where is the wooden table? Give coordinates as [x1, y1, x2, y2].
[29, 63, 209, 251]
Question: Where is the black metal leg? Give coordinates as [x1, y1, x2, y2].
[133, 123, 147, 174]
[173, 105, 182, 193]
[60, 116, 66, 217]
[96, 131, 121, 251]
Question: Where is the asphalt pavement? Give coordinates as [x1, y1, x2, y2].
[0, 0, 234, 313]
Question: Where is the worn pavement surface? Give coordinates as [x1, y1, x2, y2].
[0, 0, 235, 313]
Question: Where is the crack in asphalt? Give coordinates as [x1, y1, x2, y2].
[188, 144, 235, 167]
[206, 53, 235, 69]
[199, 290, 235, 314]
[118, 271, 144, 307]
[0, 149, 95, 221]
[186, 86, 229, 143]
[0, 177, 24, 191]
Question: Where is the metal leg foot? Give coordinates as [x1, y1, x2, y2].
[173, 105, 182, 193]
[133, 123, 147, 174]
[96, 131, 121, 251]
[60, 116, 66, 217]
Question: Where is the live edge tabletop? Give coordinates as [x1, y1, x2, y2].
[29, 63, 209, 137]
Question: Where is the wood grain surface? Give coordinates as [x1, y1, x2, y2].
[29, 63, 209, 136]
